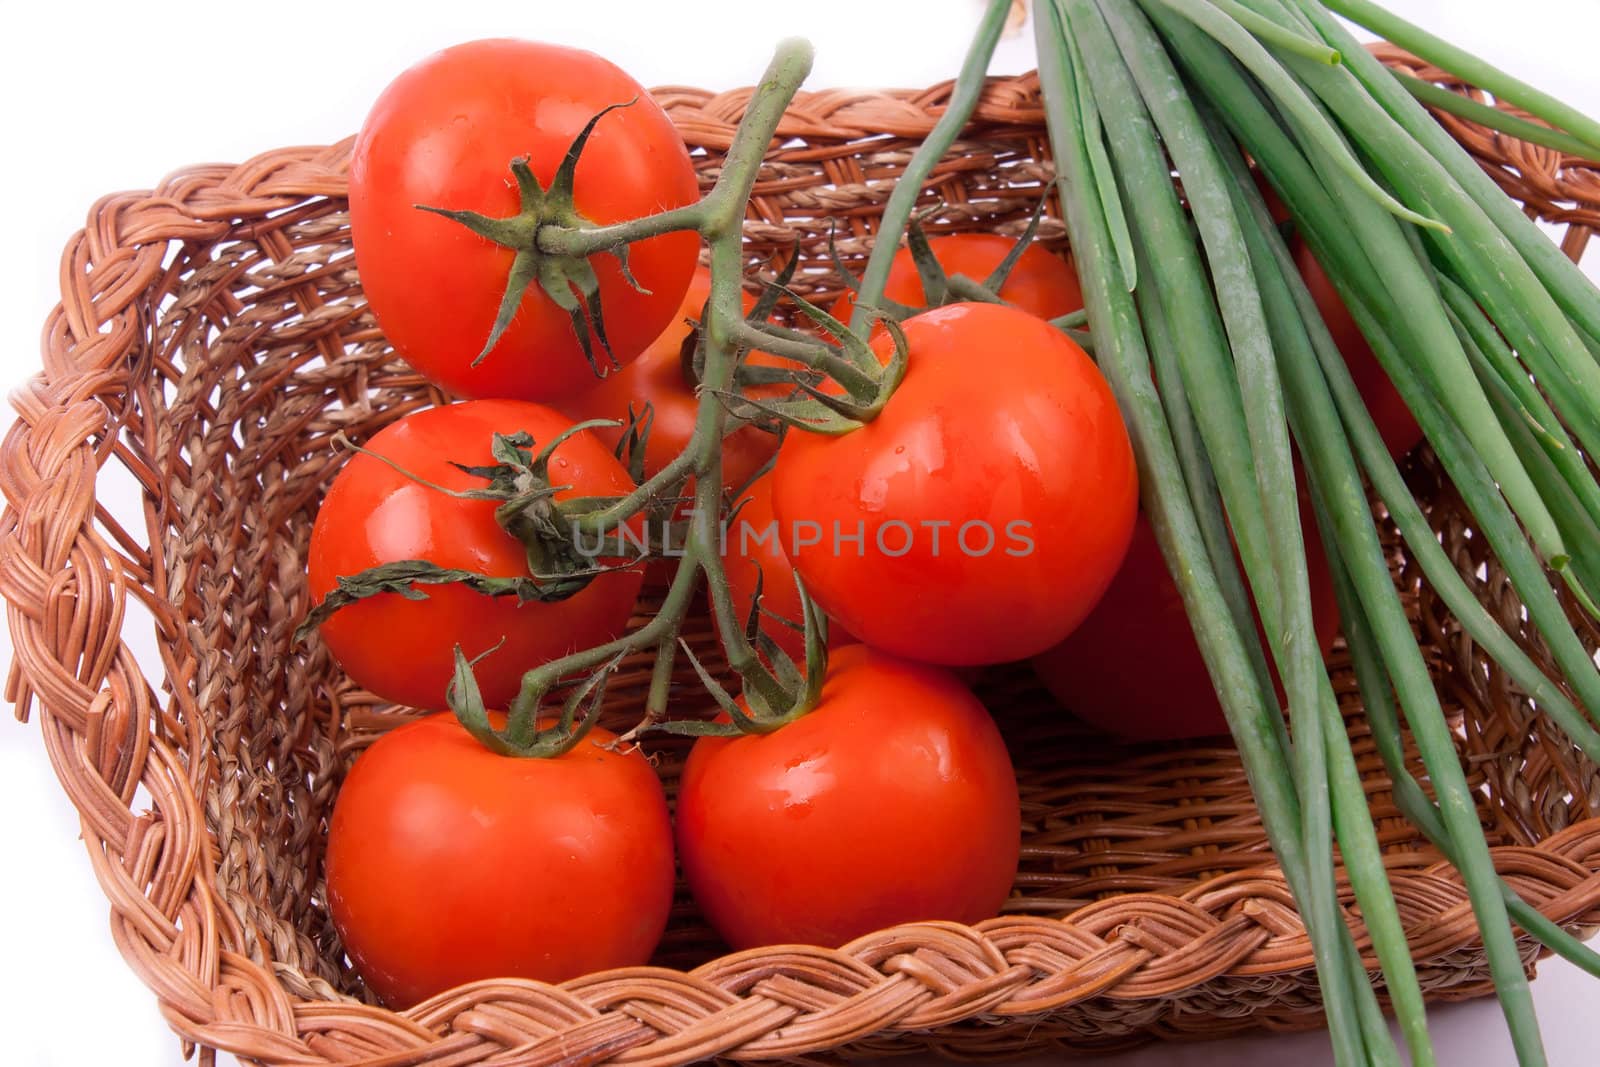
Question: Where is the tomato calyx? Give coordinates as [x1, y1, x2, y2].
[471, 424, 650, 578]
[659, 568, 832, 738]
[658, 248, 900, 437]
[678, 251, 814, 398]
[449, 642, 628, 758]
[909, 207, 1046, 307]
[418, 100, 647, 378]
[607, 401, 657, 486]
[719, 288, 911, 436]
[297, 422, 649, 644]
[676, 264, 817, 434]
[835, 203, 1050, 322]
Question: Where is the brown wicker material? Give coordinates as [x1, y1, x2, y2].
[7, 50, 1600, 1066]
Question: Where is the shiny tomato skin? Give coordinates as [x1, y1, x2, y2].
[721, 473, 855, 664]
[306, 400, 643, 710]
[1292, 238, 1423, 461]
[562, 266, 781, 495]
[349, 39, 700, 403]
[675, 645, 1019, 950]
[769, 302, 1138, 666]
[832, 234, 1083, 324]
[1032, 499, 1342, 741]
[326, 713, 675, 1007]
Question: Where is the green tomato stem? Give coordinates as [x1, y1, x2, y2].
[569, 450, 696, 536]
[727, 319, 880, 395]
[535, 202, 709, 259]
[849, 0, 1013, 335]
[455, 40, 816, 752]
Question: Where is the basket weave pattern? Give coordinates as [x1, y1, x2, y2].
[7, 54, 1600, 1063]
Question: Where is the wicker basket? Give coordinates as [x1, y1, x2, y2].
[7, 44, 1600, 1065]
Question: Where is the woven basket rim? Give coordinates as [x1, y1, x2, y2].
[7, 53, 1600, 1066]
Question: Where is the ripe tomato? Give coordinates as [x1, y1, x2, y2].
[1032, 497, 1342, 741]
[306, 400, 643, 710]
[349, 39, 699, 402]
[831, 234, 1082, 325]
[561, 266, 782, 495]
[1292, 238, 1422, 461]
[721, 473, 855, 665]
[326, 713, 675, 1007]
[769, 302, 1138, 666]
[675, 645, 1019, 950]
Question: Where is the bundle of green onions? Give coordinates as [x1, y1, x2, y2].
[1028, 0, 1600, 1063]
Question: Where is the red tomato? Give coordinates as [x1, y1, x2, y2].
[306, 400, 643, 710]
[349, 39, 700, 402]
[675, 645, 1019, 949]
[769, 303, 1138, 666]
[326, 713, 675, 1006]
[1292, 238, 1423, 461]
[832, 234, 1083, 325]
[721, 473, 855, 664]
[1032, 498, 1342, 741]
[562, 266, 782, 495]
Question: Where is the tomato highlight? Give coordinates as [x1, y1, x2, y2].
[770, 302, 1138, 666]
[675, 645, 1020, 950]
[326, 713, 675, 1007]
[349, 38, 700, 402]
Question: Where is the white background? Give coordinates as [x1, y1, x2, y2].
[4, 1, 1600, 1064]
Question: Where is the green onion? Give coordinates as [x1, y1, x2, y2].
[1393, 72, 1600, 161]
[1213, 0, 1571, 572]
[1157, 0, 1446, 232]
[1034, 3, 1600, 1062]
[1132, 228, 1283, 717]
[1071, 0, 1397, 1059]
[1225, 119, 1555, 1062]
[1032, 25, 1334, 1064]
[1285, 0, 1600, 410]
[1320, 0, 1600, 155]
[1213, 124, 1434, 1065]
[1069, 0, 1282, 708]
[1150, 0, 1600, 754]
[1325, 522, 1600, 983]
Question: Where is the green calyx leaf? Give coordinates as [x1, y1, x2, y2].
[456, 426, 655, 582]
[448, 645, 627, 759]
[986, 196, 1050, 289]
[700, 324, 907, 434]
[826, 221, 921, 322]
[416, 101, 647, 376]
[834, 197, 1058, 328]
[680, 252, 812, 392]
[665, 560, 829, 742]
[445, 640, 500, 741]
[294, 560, 571, 645]
[904, 216, 952, 306]
[298, 426, 648, 644]
[613, 401, 655, 486]
[707, 389, 864, 436]
[724, 283, 907, 434]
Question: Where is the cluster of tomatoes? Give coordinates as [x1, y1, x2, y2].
[306, 37, 1421, 1009]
